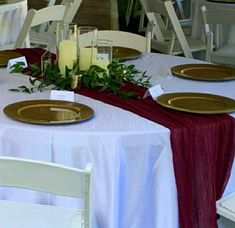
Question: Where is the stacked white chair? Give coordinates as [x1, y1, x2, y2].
[201, 6, 235, 65]
[139, 0, 206, 58]
[0, 156, 92, 228]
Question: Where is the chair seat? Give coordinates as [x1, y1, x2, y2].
[29, 30, 56, 48]
[215, 45, 235, 56]
[151, 36, 206, 56]
[0, 199, 83, 228]
[211, 45, 235, 65]
[186, 37, 206, 52]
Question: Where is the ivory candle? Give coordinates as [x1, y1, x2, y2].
[92, 59, 110, 70]
[58, 40, 77, 75]
[79, 47, 97, 71]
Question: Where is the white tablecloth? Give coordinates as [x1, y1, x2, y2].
[191, 0, 235, 45]
[0, 0, 27, 49]
[1, 53, 235, 228]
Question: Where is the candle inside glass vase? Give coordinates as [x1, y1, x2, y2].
[78, 26, 98, 71]
[91, 39, 113, 72]
[57, 23, 78, 75]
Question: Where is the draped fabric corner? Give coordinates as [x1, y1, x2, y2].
[15, 48, 235, 228]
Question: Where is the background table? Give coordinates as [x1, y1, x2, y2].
[0, 0, 27, 50]
[1, 52, 235, 228]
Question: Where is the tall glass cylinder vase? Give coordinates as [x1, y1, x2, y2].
[91, 39, 113, 71]
[78, 26, 98, 71]
[57, 23, 78, 76]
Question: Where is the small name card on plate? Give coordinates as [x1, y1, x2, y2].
[7, 56, 28, 70]
[143, 84, 164, 100]
[50, 90, 75, 102]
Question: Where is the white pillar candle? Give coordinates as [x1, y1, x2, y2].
[58, 40, 77, 75]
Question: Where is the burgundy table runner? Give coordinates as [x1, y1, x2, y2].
[14, 48, 235, 228]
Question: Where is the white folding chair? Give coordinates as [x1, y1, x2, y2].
[201, 6, 235, 65]
[0, 157, 92, 228]
[60, 0, 83, 24]
[79, 30, 151, 53]
[98, 30, 151, 53]
[125, 0, 146, 32]
[140, 0, 206, 58]
[139, 0, 192, 35]
[47, 0, 57, 6]
[174, 0, 186, 19]
[0, 1, 27, 50]
[14, 4, 71, 50]
[216, 193, 235, 227]
[38, 0, 82, 35]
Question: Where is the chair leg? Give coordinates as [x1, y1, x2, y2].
[125, 0, 134, 26]
[138, 8, 146, 32]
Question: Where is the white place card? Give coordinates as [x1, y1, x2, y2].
[143, 84, 164, 100]
[50, 90, 75, 102]
[7, 56, 28, 70]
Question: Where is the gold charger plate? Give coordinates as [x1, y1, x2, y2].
[112, 46, 142, 61]
[156, 92, 235, 114]
[0, 50, 22, 67]
[171, 64, 235, 81]
[3, 100, 94, 125]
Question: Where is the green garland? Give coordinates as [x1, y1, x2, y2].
[10, 60, 151, 98]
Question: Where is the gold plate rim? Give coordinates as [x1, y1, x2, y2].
[0, 50, 22, 67]
[85, 46, 142, 61]
[3, 99, 94, 125]
[156, 92, 235, 114]
[112, 46, 142, 61]
[171, 64, 235, 81]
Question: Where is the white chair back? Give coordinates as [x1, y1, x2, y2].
[79, 30, 151, 53]
[201, 5, 235, 65]
[0, 157, 92, 228]
[61, 0, 83, 23]
[14, 4, 71, 49]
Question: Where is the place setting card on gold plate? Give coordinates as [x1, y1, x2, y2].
[7, 56, 28, 70]
[143, 84, 164, 100]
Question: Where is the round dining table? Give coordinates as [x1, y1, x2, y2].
[0, 0, 27, 50]
[0, 50, 235, 228]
